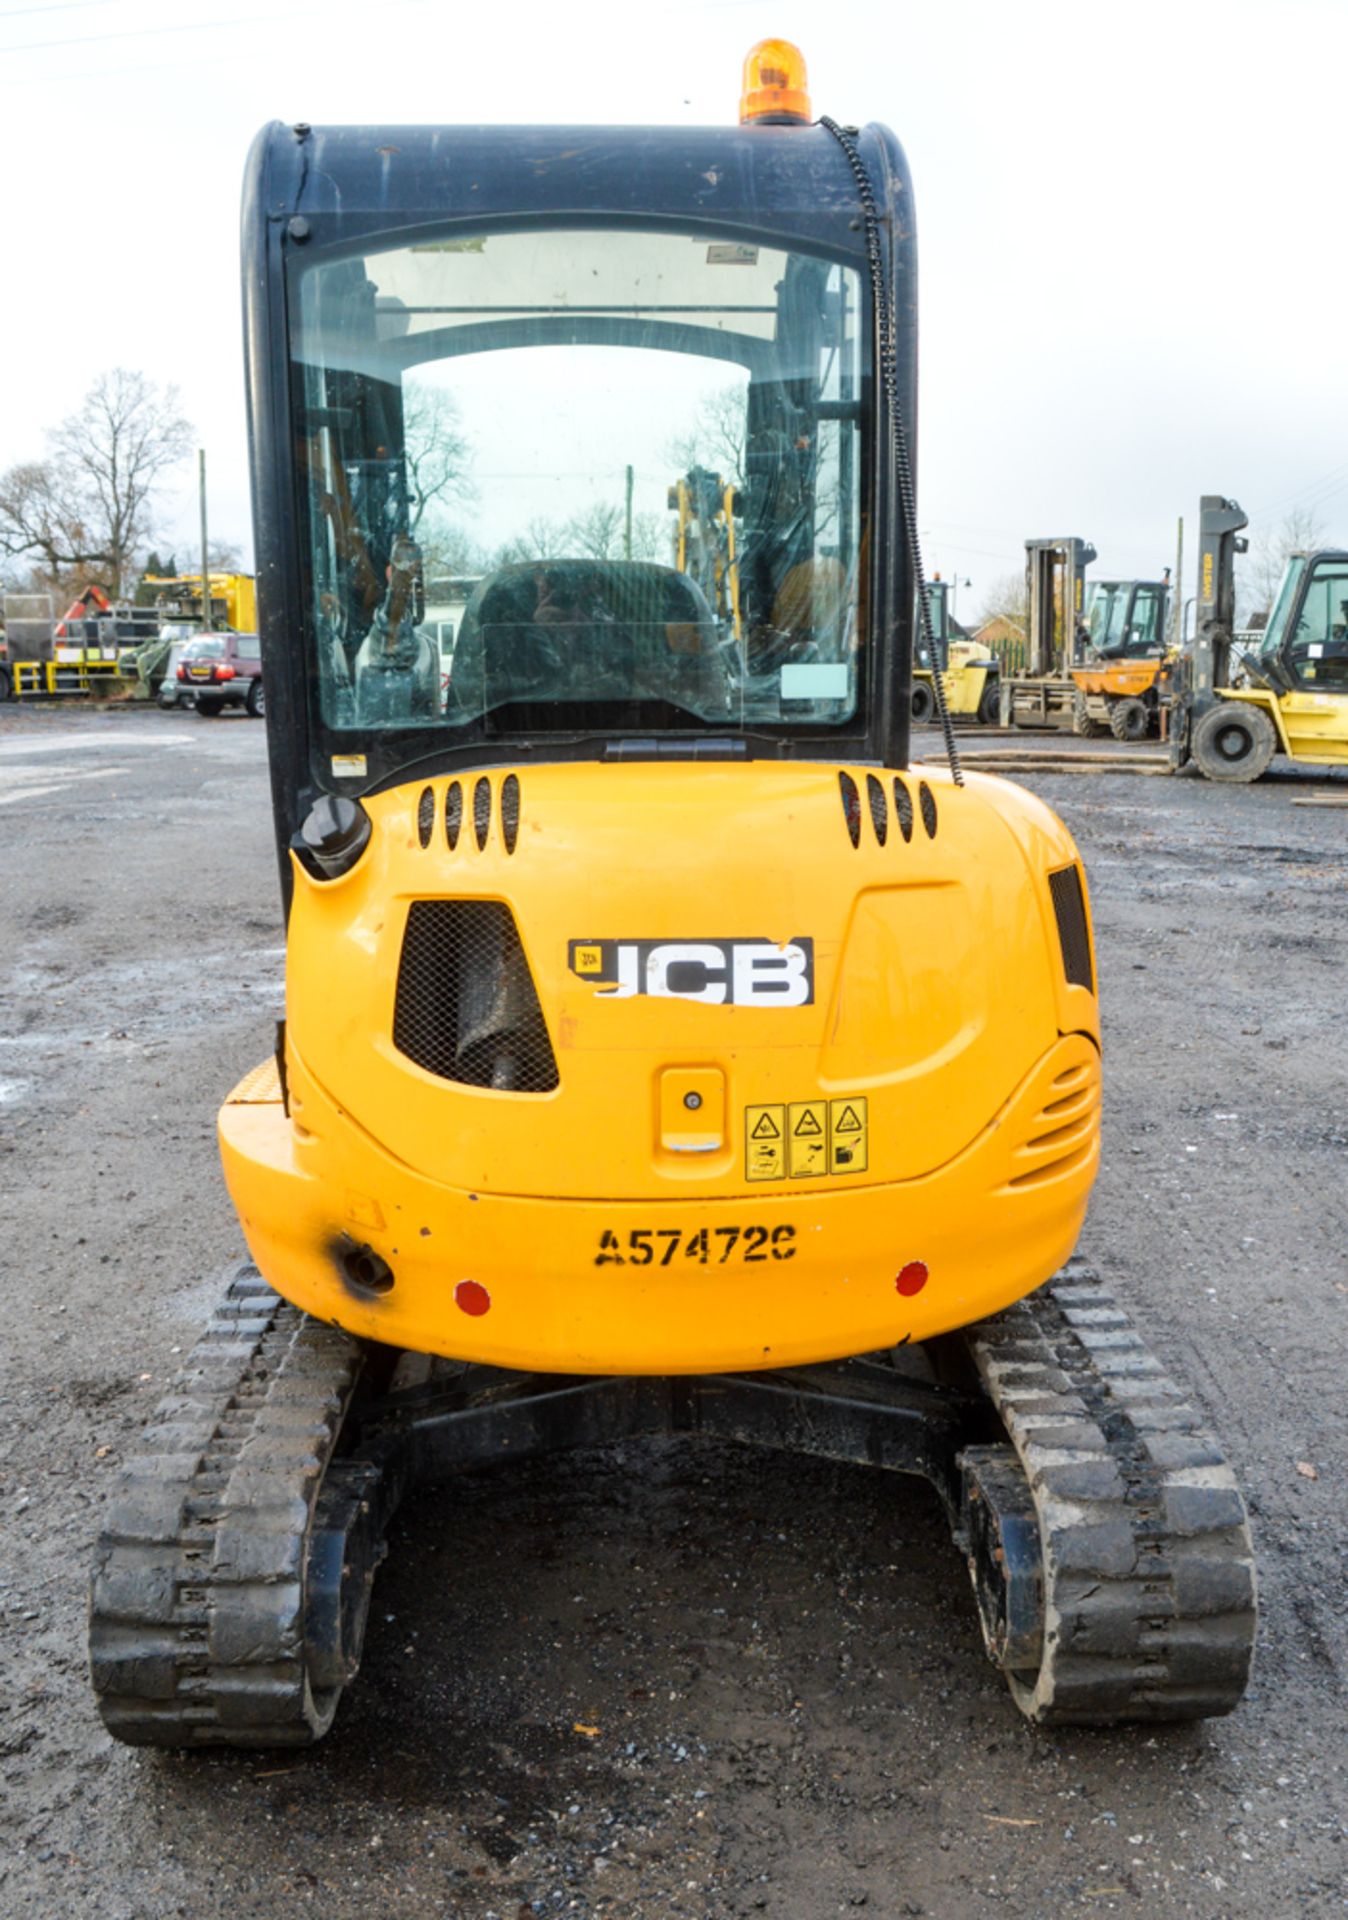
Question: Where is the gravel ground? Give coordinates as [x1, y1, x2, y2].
[0, 706, 1345, 1919]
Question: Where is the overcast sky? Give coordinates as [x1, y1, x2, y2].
[2, 0, 1343, 619]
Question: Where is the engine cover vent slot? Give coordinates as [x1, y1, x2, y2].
[416, 786, 434, 848]
[1048, 863, 1094, 992]
[445, 781, 463, 850]
[918, 781, 938, 838]
[501, 774, 521, 854]
[393, 901, 559, 1092]
[893, 777, 914, 842]
[866, 773, 887, 845]
[473, 777, 491, 850]
[838, 771, 861, 847]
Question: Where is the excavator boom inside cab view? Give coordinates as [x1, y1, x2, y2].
[88, 49, 1255, 1751]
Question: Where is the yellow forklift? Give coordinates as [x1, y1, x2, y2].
[912, 578, 1000, 725]
[89, 43, 1255, 1747]
[1172, 494, 1348, 779]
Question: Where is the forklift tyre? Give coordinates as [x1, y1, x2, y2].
[1071, 691, 1105, 738]
[0, 664, 11, 703]
[978, 682, 1001, 725]
[911, 680, 936, 724]
[1108, 696, 1150, 742]
[1191, 702, 1277, 783]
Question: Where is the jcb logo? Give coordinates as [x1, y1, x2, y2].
[569, 937, 814, 1007]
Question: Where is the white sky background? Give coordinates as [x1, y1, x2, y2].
[2, 0, 1344, 617]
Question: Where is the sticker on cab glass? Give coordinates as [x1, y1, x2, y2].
[569, 937, 813, 1007]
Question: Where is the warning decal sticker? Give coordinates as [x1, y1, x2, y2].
[829, 1098, 869, 1175]
[745, 1105, 785, 1182]
[787, 1101, 828, 1179]
[743, 1096, 869, 1181]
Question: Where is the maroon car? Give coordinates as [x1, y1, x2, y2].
[179, 633, 264, 717]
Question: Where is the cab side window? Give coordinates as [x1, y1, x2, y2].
[1287, 563, 1348, 687]
[1125, 588, 1163, 654]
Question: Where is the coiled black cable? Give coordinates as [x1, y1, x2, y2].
[819, 116, 963, 786]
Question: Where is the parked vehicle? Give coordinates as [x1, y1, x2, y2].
[156, 637, 199, 709]
[178, 633, 264, 716]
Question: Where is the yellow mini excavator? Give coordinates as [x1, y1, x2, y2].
[89, 43, 1256, 1747]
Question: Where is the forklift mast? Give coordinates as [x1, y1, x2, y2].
[1169, 495, 1248, 767]
[1024, 537, 1096, 674]
[1189, 496, 1249, 705]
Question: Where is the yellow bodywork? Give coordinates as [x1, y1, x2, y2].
[1218, 686, 1348, 766]
[916, 642, 997, 719]
[220, 762, 1100, 1374]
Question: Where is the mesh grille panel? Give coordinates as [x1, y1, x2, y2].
[393, 901, 559, 1092]
[893, 778, 914, 842]
[1048, 864, 1094, 992]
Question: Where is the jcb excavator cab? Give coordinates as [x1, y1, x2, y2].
[89, 50, 1255, 1749]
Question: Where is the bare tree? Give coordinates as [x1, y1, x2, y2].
[975, 570, 1028, 629]
[1240, 506, 1328, 623]
[402, 384, 472, 532]
[492, 517, 572, 566]
[631, 512, 669, 564]
[565, 501, 626, 560]
[418, 515, 490, 578]
[666, 382, 748, 489]
[0, 370, 193, 598]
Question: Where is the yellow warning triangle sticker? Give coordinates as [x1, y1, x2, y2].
[793, 1109, 824, 1136]
[751, 1112, 781, 1140]
[835, 1105, 863, 1133]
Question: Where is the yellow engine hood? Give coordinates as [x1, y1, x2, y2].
[285, 760, 1095, 1201]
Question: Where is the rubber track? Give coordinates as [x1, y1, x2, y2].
[965, 1256, 1257, 1724]
[89, 1266, 363, 1748]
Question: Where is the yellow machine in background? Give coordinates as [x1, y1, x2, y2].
[669, 466, 742, 641]
[1069, 576, 1171, 740]
[90, 45, 1255, 1753]
[1173, 496, 1348, 779]
[142, 571, 257, 633]
[912, 579, 1000, 724]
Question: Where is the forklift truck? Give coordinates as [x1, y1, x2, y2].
[1171, 494, 1348, 779]
[89, 45, 1255, 1747]
[912, 578, 1000, 725]
[1000, 536, 1097, 729]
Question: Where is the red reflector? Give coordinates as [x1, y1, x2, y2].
[455, 1279, 491, 1317]
[215, 664, 236, 680]
[895, 1261, 929, 1297]
[176, 665, 186, 680]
